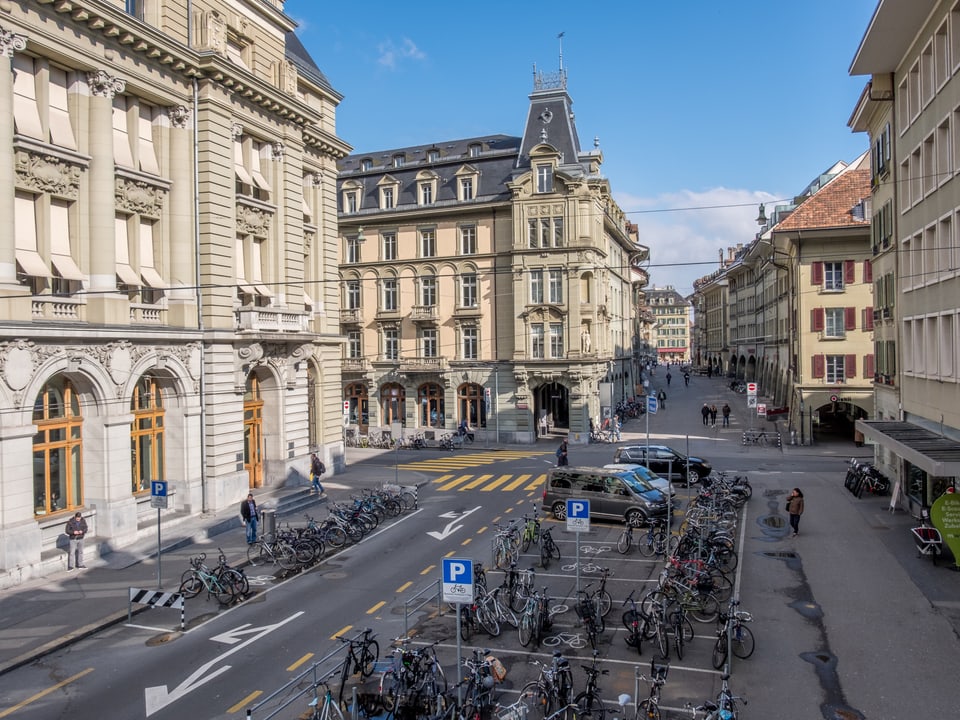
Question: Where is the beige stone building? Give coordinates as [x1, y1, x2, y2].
[335, 68, 647, 443]
[850, 0, 960, 512]
[646, 286, 690, 365]
[0, 0, 348, 583]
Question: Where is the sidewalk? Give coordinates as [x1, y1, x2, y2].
[0, 479, 375, 677]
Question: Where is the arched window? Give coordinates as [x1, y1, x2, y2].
[131, 375, 165, 494]
[345, 382, 369, 430]
[380, 383, 406, 426]
[457, 383, 486, 428]
[418, 383, 444, 428]
[33, 376, 83, 515]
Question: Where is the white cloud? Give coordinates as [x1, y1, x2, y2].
[377, 37, 426, 69]
[616, 187, 779, 296]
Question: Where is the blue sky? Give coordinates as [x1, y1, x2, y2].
[289, 0, 879, 295]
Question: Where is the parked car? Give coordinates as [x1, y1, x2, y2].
[541, 466, 669, 525]
[603, 463, 676, 499]
[612, 445, 712, 485]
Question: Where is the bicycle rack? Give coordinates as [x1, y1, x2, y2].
[403, 578, 443, 637]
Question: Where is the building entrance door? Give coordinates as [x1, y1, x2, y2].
[244, 375, 264, 488]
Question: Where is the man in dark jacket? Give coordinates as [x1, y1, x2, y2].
[65, 512, 88, 570]
[240, 493, 259, 544]
[310, 453, 326, 494]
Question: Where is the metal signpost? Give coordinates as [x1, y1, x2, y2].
[442, 558, 474, 704]
[150, 480, 168, 588]
[566, 499, 590, 594]
[746, 383, 758, 428]
[645, 394, 657, 470]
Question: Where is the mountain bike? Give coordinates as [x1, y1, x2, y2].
[337, 627, 379, 709]
[574, 651, 608, 720]
[539, 527, 561, 570]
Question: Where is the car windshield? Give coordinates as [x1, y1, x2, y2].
[622, 472, 656, 493]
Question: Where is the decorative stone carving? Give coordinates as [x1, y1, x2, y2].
[271, 142, 284, 161]
[168, 104, 191, 129]
[206, 12, 227, 55]
[310, 172, 324, 187]
[236, 204, 272, 236]
[237, 343, 264, 363]
[281, 59, 297, 95]
[2, 343, 33, 391]
[15, 150, 82, 199]
[116, 177, 165, 217]
[87, 70, 125, 98]
[107, 344, 132, 387]
[0, 27, 28, 57]
[232, 122, 243, 140]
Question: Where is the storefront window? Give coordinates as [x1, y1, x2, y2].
[33, 376, 83, 515]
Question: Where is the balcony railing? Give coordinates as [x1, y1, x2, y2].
[342, 358, 369, 373]
[340, 308, 362, 324]
[236, 307, 308, 332]
[400, 356, 446, 372]
[410, 305, 438, 322]
[32, 296, 86, 321]
[130, 302, 166, 325]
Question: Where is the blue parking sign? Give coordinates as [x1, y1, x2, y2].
[441, 558, 474, 603]
[151, 481, 167, 497]
[566, 499, 590, 532]
[647, 395, 658, 414]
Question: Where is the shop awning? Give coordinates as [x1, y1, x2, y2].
[856, 420, 960, 476]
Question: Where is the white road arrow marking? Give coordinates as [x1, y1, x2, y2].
[144, 611, 303, 716]
[427, 506, 481, 540]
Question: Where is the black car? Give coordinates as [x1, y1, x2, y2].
[612, 444, 712, 485]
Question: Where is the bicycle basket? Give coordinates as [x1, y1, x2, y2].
[651, 658, 670, 682]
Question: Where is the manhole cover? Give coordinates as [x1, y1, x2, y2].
[762, 551, 797, 559]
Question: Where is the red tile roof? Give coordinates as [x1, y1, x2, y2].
[774, 168, 871, 231]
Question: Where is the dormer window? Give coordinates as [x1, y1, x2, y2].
[393, 154, 405, 168]
[381, 186, 395, 209]
[536, 164, 553, 193]
[416, 171, 439, 207]
[427, 149, 440, 163]
[361, 158, 373, 171]
[468, 144, 482, 158]
[460, 177, 474, 201]
[420, 183, 433, 205]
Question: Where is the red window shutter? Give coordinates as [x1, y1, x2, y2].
[845, 354, 857, 380]
[863, 307, 874, 331]
[811, 307, 825, 332]
[812, 354, 825, 378]
[865, 354, 875, 378]
[863, 260, 873, 283]
[845, 307, 857, 331]
[811, 262, 823, 285]
[844, 260, 856, 285]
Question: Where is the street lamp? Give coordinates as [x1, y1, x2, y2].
[755, 203, 767, 226]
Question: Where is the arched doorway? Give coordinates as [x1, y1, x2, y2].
[380, 383, 406, 426]
[536, 382, 569, 431]
[33, 376, 83, 515]
[418, 382, 444, 428]
[244, 373, 265, 488]
[345, 382, 369, 432]
[458, 382, 486, 428]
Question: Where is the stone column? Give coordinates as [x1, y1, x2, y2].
[85, 70, 125, 324]
[166, 103, 196, 327]
[0, 28, 28, 291]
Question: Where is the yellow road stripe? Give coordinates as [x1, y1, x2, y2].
[438, 475, 473, 491]
[476, 526, 488, 534]
[432, 474, 455, 484]
[330, 625, 353, 640]
[367, 601, 386, 614]
[461, 538, 472, 546]
[502, 474, 532, 491]
[287, 654, 313, 672]
[420, 564, 436, 575]
[0, 667, 94, 718]
[492, 516, 502, 523]
[444, 550, 456, 557]
[397, 581, 413, 593]
[525, 475, 546, 490]
[461, 474, 493, 490]
[228, 690, 263, 714]
[504, 507, 513, 513]
[515, 499, 525, 505]
[481, 475, 512, 492]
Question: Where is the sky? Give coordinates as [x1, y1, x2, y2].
[287, 0, 879, 297]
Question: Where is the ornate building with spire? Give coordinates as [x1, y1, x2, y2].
[335, 64, 647, 444]
[0, 1, 348, 584]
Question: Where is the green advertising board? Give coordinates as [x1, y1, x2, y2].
[930, 492, 960, 568]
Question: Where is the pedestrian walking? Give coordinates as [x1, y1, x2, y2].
[64, 511, 88, 570]
[683, 372, 691, 387]
[701, 403, 710, 426]
[666, 371, 672, 386]
[786, 488, 805, 536]
[707, 366, 713, 378]
[722, 403, 731, 427]
[556, 439, 569, 466]
[709, 404, 718, 427]
[614, 414, 622, 441]
[657, 388, 667, 409]
[309, 453, 326, 495]
[240, 493, 259, 544]
[539, 413, 549, 438]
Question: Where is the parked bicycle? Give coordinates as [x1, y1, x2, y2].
[711, 600, 755, 669]
[637, 659, 670, 720]
[574, 651, 608, 720]
[686, 673, 746, 719]
[179, 552, 239, 605]
[336, 627, 380, 710]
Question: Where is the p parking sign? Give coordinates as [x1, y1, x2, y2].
[566, 499, 590, 532]
[150, 480, 168, 509]
[441, 557, 474, 604]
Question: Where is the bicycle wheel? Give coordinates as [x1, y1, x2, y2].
[687, 593, 720, 623]
[276, 542, 300, 571]
[595, 590, 613, 618]
[549, 541, 561, 560]
[540, 542, 551, 570]
[712, 634, 728, 670]
[494, 544, 509, 570]
[476, 602, 501, 637]
[655, 620, 670, 660]
[220, 568, 249, 597]
[460, 608, 473, 641]
[378, 671, 398, 713]
[246, 541, 268, 567]
[637, 699, 661, 720]
[323, 526, 348, 549]
[522, 529, 533, 553]
[672, 616, 685, 661]
[360, 640, 380, 677]
[574, 691, 606, 720]
[338, 653, 354, 711]
[637, 531, 657, 557]
[519, 612, 534, 647]
[616, 528, 632, 554]
[213, 578, 236, 606]
[179, 572, 203, 599]
[521, 681, 552, 719]
[732, 623, 756, 659]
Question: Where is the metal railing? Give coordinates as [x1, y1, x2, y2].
[403, 578, 443, 638]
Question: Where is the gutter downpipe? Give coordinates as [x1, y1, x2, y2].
[187, 2, 210, 512]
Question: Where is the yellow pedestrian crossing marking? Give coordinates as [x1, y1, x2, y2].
[397, 450, 552, 472]
[428, 472, 547, 494]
